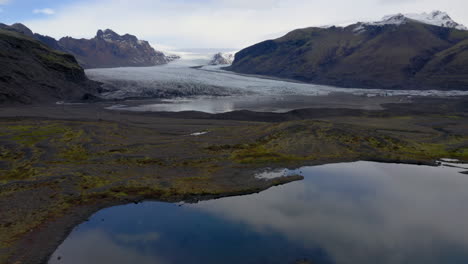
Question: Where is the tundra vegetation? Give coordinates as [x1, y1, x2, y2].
[1, 102, 468, 263]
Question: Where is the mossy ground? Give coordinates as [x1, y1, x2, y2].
[1, 113, 467, 263]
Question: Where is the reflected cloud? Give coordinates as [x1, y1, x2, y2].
[49, 230, 168, 264]
[114, 232, 161, 244]
[195, 162, 468, 264]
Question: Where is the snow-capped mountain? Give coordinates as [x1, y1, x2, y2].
[359, 11, 467, 30]
[404, 11, 467, 30]
[229, 10, 468, 91]
[209, 52, 235, 65]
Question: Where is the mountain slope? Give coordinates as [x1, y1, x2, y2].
[57, 29, 178, 69]
[228, 11, 468, 90]
[0, 28, 101, 104]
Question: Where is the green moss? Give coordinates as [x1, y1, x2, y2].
[107, 148, 133, 154]
[173, 177, 218, 195]
[0, 146, 22, 161]
[452, 148, 468, 160]
[231, 145, 305, 164]
[0, 162, 40, 182]
[6, 124, 68, 146]
[206, 144, 245, 151]
[59, 129, 85, 143]
[37, 52, 82, 70]
[115, 156, 165, 166]
[78, 173, 112, 190]
[59, 145, 89, 162]
[388, 141, 468, 160]
[111, 191, 129, 197]
[177, 176, 211, 182]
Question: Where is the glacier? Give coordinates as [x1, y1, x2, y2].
[86, 50, 468, 103]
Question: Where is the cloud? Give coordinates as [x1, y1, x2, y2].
[22, 0, 468, 49]
[213, 0, 282, 9]
[0, 0, 9, 4]
[33, 8, 55, 15]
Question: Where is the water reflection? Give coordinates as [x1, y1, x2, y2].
[49, 162, 468, 264]
[105, 94, 395, 114]
[49, 230, 167, 264]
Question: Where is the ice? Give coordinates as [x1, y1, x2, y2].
[86, 51, 468, 101]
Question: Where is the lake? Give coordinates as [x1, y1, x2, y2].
[49, 161, 468, 264]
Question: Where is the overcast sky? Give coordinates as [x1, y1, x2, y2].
[1, 0, 468, 50]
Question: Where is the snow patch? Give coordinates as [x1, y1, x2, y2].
[355, 11, 467, 32]
[438, 159, 468, 170]
[255, 168, 290, 180]
[209, 52, 235, 65]
[440, 158, 461, 163]
[405, 11, 467, 30]
[190, 131, 209, 136]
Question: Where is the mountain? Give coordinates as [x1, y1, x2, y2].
[228, 11, 468, 90]
[0, 23, 35, 37]
[209, 52, 235, 65]
[0, 26, 101, 104]
[0, 24, 178, 69]
[57, 29, 179, 69]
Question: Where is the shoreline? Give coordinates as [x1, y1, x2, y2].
[6, 156, 452, 264]
[1, 97, 468, 264]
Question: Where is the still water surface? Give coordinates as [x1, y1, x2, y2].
[49, 161, 468, 264]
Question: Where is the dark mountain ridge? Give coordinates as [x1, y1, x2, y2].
[0, 23, 178, 69]
[57, 29, 177, 69]
[0, 26, 101, 104]
[228, 12, 468, 90]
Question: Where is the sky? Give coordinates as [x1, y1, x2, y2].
[1, 0, 468, 50]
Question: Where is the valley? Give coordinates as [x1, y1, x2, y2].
[1, 6, 468, 264]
